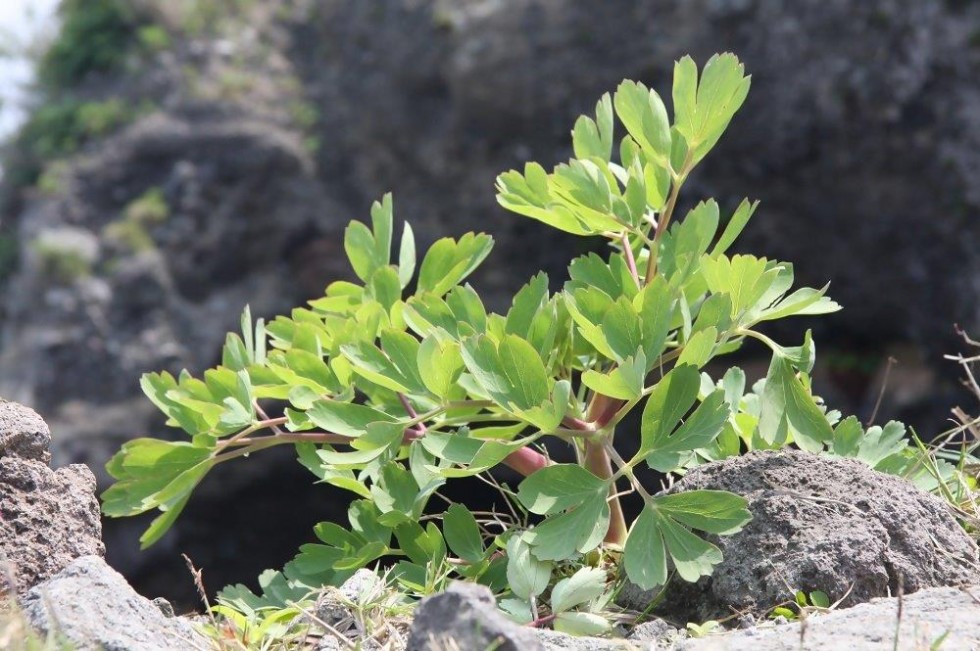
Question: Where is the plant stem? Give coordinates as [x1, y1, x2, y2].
[644, 156, 691, 284]
[584, 437, 628, 546]
[502, 446, 550, 476]
[621, 232, 641, 289]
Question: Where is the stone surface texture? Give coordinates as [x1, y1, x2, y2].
[679, 585, 980, 651]
[0, 399, 52, 463]
[650, 450, 980, 623]
[407, 581, 544, 651]
[0, 456, 104, 596]
[19, 555, 210, 651]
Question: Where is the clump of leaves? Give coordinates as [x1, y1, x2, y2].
[102, 53, 928, 637]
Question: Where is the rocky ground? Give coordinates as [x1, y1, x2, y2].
[4, 400, 980, 649]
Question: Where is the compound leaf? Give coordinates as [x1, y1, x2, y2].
[550, 567, 608, 613]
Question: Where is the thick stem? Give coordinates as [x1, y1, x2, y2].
[502, 446, 550, 476]
[584, 438, 628, 546]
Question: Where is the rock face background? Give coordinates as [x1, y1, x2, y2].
[1, 0, 979, 605]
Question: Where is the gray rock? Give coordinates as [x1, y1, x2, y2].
[0, 456, 103, 595]
[0, 399, 51, 463]
[315, 568, 384, 629]
[533, 628, 634, 650]
[407, 581, 544, 651]
[628, 618, 683, 647]
[19, 555, 209, 651]
[643, 450, 980, 623]
[679, 585, 980, 651]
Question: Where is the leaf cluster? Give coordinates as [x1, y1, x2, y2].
[101, 53, 947, 637]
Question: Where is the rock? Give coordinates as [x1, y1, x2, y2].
[314, 568, 385, 627]
[19, 555, 209, 651]
[679, 585, 980, 651]
[644, 450, 980, 623]
[533, 628, 633, 650]
[406, 581, 544, 651]
[628, 618, 684, 647]
[0, 399, 51, 463]
[0, 455, 104, 595]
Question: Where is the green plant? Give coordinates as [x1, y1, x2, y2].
[770, 589, 831, 621]
[31, 232, 95, 284]
[102, 53, 950, 638]
[37, 0, 141, 89]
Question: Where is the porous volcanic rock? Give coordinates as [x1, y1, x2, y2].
[0, 456, 104, 595]
[0, 398, 51, 463]
[649, 450, 980, 623]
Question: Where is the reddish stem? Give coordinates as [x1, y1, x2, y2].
[621, 233, 641, 289]
[502, 446, 550, 476]
[584, 439, 628, 546]
[529, 613, 557, 628]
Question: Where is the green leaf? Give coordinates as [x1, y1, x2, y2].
[341, 341, 412, 394]
[637, 365, 701, 462]
[496, 164, 594, 236]
[568, 253, 627, 300]
[636, 276, 676, 364]
[623, 506, 667, 590]
[420, 432, 531, 478]
[701, 254, 775, 320]
[758, 285, 841, 322]
[672, 53, 751, 164]
[506, 273, 549, 340]
[692, 294, 733, 336]
[139, 494, 192, 549]
[652, 490, 751, 535]
[550, 567, 607, 613]
[398, 221, 416, 289]
[306, 400, 398, 438]
[572, 93, 614, 161]
[602, 297, 643, 362]
[809, 591, 830, 609]
[461, 334, 554, 422]
[758, 354, 833, 451]
[678, 327, 717, 369]
[711, 199, 759, 256]
[644, 390, 730, 472]
[553, 612, 610, 636]
[831, 415, 864, 458]
[506, 534, 552, 600]
[371, 194, 394, 269]
[581, 351, 645, 400]
[371, 463, 423, 525]
[499, 598, 534, 625]
[103, 439, 213, 515]
[443, 504, 484, 563]
[857, 421, 908, 468]
[524, 497, 609, 561]
[417, 233, 494, 296]
[416, 335, 464, 398]
[517, 464, 609, 515]
[614, 80, 671, 165]
[315, 421, 403, 465]
[344, 221, 379, 283]
[367, 266, 401, 312]
[656, 509, 723, 582]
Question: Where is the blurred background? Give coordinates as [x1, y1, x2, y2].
[1, 0, 979, 609]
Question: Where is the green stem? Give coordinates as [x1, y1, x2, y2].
[644, 156, 692, 284]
